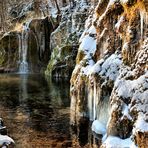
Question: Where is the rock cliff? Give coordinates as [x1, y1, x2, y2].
[70, 0, 148, 147]
[45, 1, 89, 77]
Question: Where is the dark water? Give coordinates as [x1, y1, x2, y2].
[0, 74, 99, 148]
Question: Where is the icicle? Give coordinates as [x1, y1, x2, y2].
[88, 87, 93, 120]
[140, 11, 148, 40]
[93, 81, 97, 120]
[88, 90, 92, 120]
[146, 13, 148, 25]
[96, 95, 110, 126]
[140, 11, 144, 40]
[87, 77, 99, 121]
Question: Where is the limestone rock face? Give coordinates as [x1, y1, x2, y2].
[0, 32, 19, 72]
[70, 0, 148, 147]
[45, 2, 91, 78]
[27, 17, 53, 73]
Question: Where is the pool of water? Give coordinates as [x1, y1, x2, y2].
[0, 74, 99, 148]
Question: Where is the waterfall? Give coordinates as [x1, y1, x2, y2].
[18, 21, 30, 74]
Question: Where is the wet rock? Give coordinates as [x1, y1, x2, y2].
[0, 32, 19, 72]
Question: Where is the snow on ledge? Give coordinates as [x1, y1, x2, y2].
[92, 120, 106, 135]
[133, 112, 148, 134]
[0, 135, 14, 146]
[102, 136, 137, 148]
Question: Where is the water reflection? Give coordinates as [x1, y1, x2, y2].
[0, 74, 70, 147]
[70, 117, 102, 148]
[0, 74, 100, 148]
[20, 74, 28, 99]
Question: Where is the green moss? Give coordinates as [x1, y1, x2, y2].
[45, 45, 75, 77]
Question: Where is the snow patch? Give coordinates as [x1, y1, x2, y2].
[115, 71, 148, 99]
[79, 35, 96, 54]
[108, 0, 117, 6]
[115, 79, 133, 98]
[92, 120, 106, 135]
[79, 24, 96, 56]
[133, 112, 148, 134]
[100, 54, 122, 81]
[0, 135, 14, 146]
[89, 59, 104, 74]
[121, 104, 132, 120]
[102, 136, 137, 148]
[81, 58, 95, 75]
[120, 0, 129, 4]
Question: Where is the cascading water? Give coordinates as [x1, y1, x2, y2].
[18, 21, 30, 74]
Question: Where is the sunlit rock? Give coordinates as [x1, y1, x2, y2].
[70, 0, 148, 147]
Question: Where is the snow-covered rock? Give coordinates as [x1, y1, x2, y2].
[92, 120, 106, 135]
[70, 0, 148, 147]
[101, 136, 137, 148]
[0, 135, 14, 147]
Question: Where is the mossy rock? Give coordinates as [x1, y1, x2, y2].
[45, 45, 77, 78]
